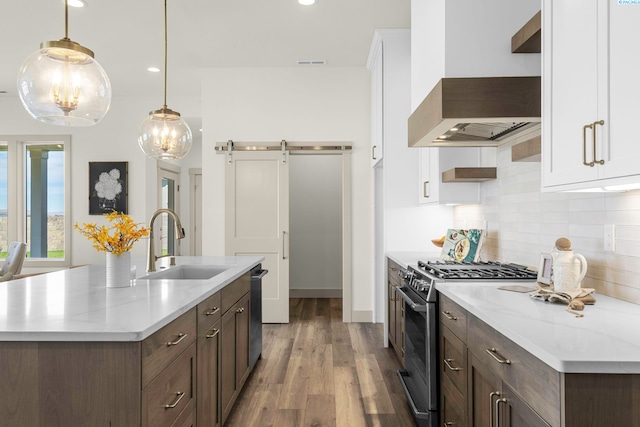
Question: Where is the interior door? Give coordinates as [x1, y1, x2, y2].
[158, 166, 181, 256]
[225, 151, 289, 323]
[191, 172, 202, 256]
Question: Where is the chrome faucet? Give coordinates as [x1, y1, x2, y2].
[146, 208, 186, 272]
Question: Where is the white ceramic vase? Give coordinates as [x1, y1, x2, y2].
[106, 251, 131, 288]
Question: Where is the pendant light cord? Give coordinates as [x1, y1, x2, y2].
[163, 0, 168, 109]
[64, 0, 69, 40]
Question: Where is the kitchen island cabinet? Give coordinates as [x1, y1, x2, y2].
[438, 287, 640, 426]
[542, 0, 640, 191]
[197, 291, 222, 427]
[220, 280, 251, 424]
[0, 256, 262, 427]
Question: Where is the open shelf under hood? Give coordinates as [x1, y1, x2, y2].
[408, 76, 541, 147]
[512, 10, 541, 53]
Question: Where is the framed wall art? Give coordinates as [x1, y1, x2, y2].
[88, 161, 128, 215]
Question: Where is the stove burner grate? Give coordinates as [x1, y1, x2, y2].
[416, 260, 537, 281]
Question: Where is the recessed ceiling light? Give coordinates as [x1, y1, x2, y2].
[147, 67, 161, 73]
[61, 0, 87, 7]
[298, 0, 316, 5]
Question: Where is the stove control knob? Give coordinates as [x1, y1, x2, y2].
[414, 279, 428, 291]
[399, 269, 413, 280]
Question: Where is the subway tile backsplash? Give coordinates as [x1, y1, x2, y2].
[454, 141, 640, 304]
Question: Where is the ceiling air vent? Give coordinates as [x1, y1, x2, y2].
[296, 60, 327, 65]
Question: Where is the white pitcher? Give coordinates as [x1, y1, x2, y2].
[551, 237, 588, 293]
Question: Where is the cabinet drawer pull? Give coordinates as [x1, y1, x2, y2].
[372, 145, 377, 160]
[496, 397, 508, 426]
[443, 358, 461, 372]
[442, 311, 458, 321]
[423, 181, 430, 198]
[486, 347, 511, 365]
[489, 391, 501, 426]
[205, 307, 220, 316]
[236, 307, 245, 313]
[164, 391, 185, 409]
[583, 123, 595, 166]
[167, 332, 187, 347]
[443, 423, 454, 427]
[206, 328, 219, 339]
[593, 120, 605, 165]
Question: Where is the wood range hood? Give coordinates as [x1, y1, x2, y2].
[408, 76, 541, 147]
[409, 10, 542, 148]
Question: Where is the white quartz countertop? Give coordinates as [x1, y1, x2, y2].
[0, 256, 263, 342]
[437, 282, 640, 374]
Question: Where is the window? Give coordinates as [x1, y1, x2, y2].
[0, 135, 71, 268]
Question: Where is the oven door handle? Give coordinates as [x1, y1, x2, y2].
[395, 287, 428, 312]
[397, 370, 432, 420]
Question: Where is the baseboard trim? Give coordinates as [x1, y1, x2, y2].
[351, 310, 373, 323]
[289, 289, 342, 298]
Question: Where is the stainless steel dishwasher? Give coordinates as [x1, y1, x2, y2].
[250, 264, 268, 370]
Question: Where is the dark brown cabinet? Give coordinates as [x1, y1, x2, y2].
[437, 293, 640, 427]
[440, 293, 554, 427]
[500, 382, 550, 427]
[387, 258, 404, 365]
[197, 291, 221, 427]
[468, 354, 500, 427]
[440, 293, 468, 427]
[468, 352, 550, 427]
[220, 275, 251, 425]
[141, 342, 196, 427]
[0, 269, 259, 427]
[197, 328, 220, 427]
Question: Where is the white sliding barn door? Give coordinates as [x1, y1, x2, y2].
[225, 151, 289, 323]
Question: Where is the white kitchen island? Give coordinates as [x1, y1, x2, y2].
[0, 255, 263, 427]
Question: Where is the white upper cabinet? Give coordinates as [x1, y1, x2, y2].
[368, 38, 384, 167]
[367, 30, 411, 168]
[418, 147, 482, 205]
[542, 0, 640, 191]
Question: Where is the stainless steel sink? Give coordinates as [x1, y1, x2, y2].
[137, 265, 230, 281]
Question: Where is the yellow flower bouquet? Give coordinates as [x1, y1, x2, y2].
[75, 211, 149, 255]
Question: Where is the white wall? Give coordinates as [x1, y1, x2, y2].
[411, 0, 541, 110]
[410, 0, 445, 110]
[0, 94, 200, 268]
[201, 67, 372, 314]
[454, 134, 640, 305]
[443, 0, 540, 77]
[289, 154, 342, 293]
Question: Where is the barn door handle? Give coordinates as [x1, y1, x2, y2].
[282, 231, 287, 260]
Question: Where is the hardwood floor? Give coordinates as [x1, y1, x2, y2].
[224, 298, 418, 427]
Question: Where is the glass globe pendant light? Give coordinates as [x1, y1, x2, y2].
[16, 0, 111, 126]
[138, 0, 192, 160]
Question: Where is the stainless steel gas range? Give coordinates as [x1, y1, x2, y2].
[395, 260, 538, 427]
